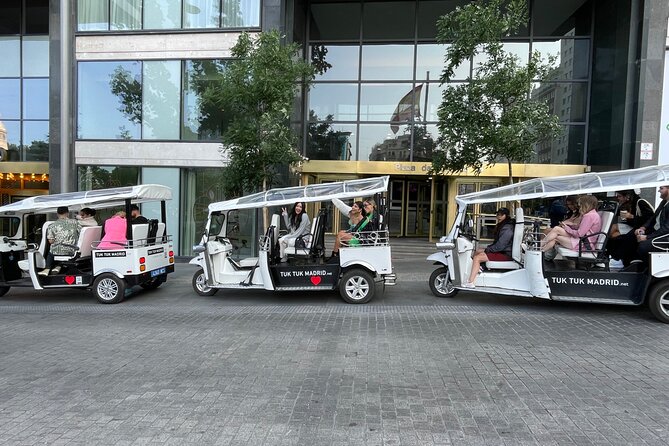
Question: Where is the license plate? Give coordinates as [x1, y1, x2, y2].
[150, 267, 166, 277]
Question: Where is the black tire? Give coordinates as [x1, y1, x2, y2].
[647, 281, 669, 323]
[0, 286, 9, 297]
[93, 273, 125, 304]
[192, 268, 218, 297]
[429, 267, 458, 298]
[339, 269, 375, 304]
[140, 274, 165, 290]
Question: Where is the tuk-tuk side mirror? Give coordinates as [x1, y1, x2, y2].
[192, 244, 206, 254]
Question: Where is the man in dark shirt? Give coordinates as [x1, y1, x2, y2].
[635, 185, 669, 261]
[130, 204, 148, 224]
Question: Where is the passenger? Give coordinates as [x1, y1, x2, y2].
[130, 204, 148, 224]
[361, 199, 380, 231]
[330, 201, 366, 257]
[38, 206, 81, 276]
[462, 207, 514, 289]
[548, 197, 568, 228]
[541, 195, 601, 253]
[279, 202, 310, 262]
[98, 211, 128, 249]
[77, 207, 98, 227]
[635, 185, 669, 263]
[609, 190, 654, 238]
[542, 196, 579, 260]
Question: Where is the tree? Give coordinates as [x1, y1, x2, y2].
[431, 0, 561, 184]
[203, 31, 316, 197]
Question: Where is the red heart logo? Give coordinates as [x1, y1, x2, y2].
[65, 276, 75, 285]
[310, 276, 321, 286]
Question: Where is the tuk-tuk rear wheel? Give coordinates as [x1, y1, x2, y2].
[192, 268, 218, 296]
[429, 267, 458, 298]
[93, 273, 125, 304]
[340, 269, 375, 304]
[0, 286, 9, 297]
[648, 281, 669, 323]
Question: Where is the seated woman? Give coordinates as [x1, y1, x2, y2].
[607, 189, 654, 264]
[98, 211, 128, 249]
[279, 202, 310, 262]
[330, 198, 379, 257]
[541, 195, 601, 253]
[462, 207, 514, 289]
[330, 200, 365, 257]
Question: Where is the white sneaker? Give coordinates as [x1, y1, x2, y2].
[609, 258, 624, 269]
[38, 268, 50, 276]
[51, 266, 61, 274]
[461, 282, 475, 289]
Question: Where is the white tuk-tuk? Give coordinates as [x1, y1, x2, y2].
[427, 164, 669, 323]
[0, 185, 175, 303]
[190, 176, 395, 303]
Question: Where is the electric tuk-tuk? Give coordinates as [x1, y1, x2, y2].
[190, 176, 395, 303]
[0, 185, 175, 303]
[427, 164, 669, 323]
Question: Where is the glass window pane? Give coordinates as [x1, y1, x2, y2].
[417, 0, 468, 39]
[182, 60, 228, 141]
[0, 37, 20, 77]
[361, 45, 413, 80]
[363, 2, 414, 40]
[474, 42, 529, 74]
[111, 0, 142, 30]
[360, 83, 414, 122]
[142, 61, 181, 139]
[360, 123, 409, 161]
[309, 84, 358, 121]
[412, 123, 438, 161]
[311, 45, 359, 81]
[184, 0, 220, 29]
[23, 120, 49, 161]
[222, 0, 260, 28]
[4, 121, 21, 160]
[532, 0, 591, 37]
[416, 44, 470, 81]
[0, 0, 21, 35]
[25, 0, 49, 34]
[419, 82, 452, 122]
[534, 124, 585, 165]
[309, 3, 360, 41]
[77, 61, 142, 139]
[534, 39, 589, 80]
[0, 79, 21, 120]
[180, 167, 226, 255]
[22, 36, 49, 77]
[367, 123, 437, 162]
[23, 79, 49, 119]
[78, 166, 140, 192]
[532, 81, 587, 123]
[306, 123, 356, 161]
[142, 167, 180, 252]
[78, 0, 110, 31]
[144, 0, 182, 29]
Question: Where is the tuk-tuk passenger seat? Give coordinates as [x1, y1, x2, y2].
[556, 210, 615, 269]
[155, 222, 166, 242]
[18, 221, 53, 272]
[131, 223, 149, 246]
[53, 225, 102, 262]
[485, 207, 525, 270]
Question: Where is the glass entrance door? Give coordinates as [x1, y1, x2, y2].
[405, 181, 430, 236]
[388, 180, 404, 236]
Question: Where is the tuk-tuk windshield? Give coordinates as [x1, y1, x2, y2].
[0, 216, 20, 238]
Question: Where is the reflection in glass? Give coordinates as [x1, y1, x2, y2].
[23, 79, 49, 119]
[306, 122, 356, 161]
[416, 44, 470, 81]
[361, 45, 413, 80]
[0, 1, 21, 35]
[0, 79, 20, 120]
[182, 60, 228, 141]
[363, 2, 414, 40]
[420, 82, 453, 122]
[311, 45, 359, 81]
[309, 3, 360, 40]
[180, 167, 226, 255]
[309, 84, 358, 121]
[360, 83, 414, 122]
[78, 61, 142, 139]
[22, 36, 49, 77]
[111, 0, 142, 30]
[23, 120, 49, 161]
[534, 124, 585, 164]
[25, 0, 49, 35]
[473, 42, 529, 74]
[532, 0, 591, 36]
[144, 0, 181, 29]
[183, 0, 220, 28]
[0, 37, 20, 77]
[365, 123, 437, 162]
[411, 123, 437, 161]
[359, 123, 409, 161]
[531, 81, 587, 123]
[142, 61, 181, 139]
[78, 165, 140, 191]
[533, 39, 589, 80]
[3, 120, 21, 161]
[417, 0, 468, 39]
[222, 0, 260, 27]
[78, 0, 110, 31]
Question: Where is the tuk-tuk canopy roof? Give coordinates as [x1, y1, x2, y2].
[0, 184, 172, 216]
[209, 176, 389, 212]
[456, 164, 669, 206]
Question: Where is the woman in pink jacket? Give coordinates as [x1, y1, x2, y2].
[98, 211, 128, 249]
[541, 195, 602, 252]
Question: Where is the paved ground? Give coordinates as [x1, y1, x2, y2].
[1, 241, 669, 445]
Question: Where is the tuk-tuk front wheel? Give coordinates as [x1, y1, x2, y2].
[192, 269, 218, 296]
[340, 269, 375, 304]
[429, 267, 458, 298]
[647, 281, 669, 323]
[93, 273, 125, 304]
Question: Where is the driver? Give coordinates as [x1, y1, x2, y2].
[463, 207, 514, 289]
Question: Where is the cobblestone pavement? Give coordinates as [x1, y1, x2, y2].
[1, 254, 669, 445]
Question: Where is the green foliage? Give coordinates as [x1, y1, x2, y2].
[433, 0, 561, 181]
[206, 31, 316, 197]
